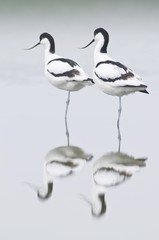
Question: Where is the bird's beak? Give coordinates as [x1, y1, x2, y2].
[80, 39, 95, 49]
[25, 42, 40, 50]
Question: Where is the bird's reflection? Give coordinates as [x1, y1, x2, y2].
[26, 145, 93, 201]
[25, 102, 93, 200]
[81, 142, 147, 218]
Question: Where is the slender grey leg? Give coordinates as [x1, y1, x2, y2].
[65, 91, 70, 146]
[117, 96, 122, 152]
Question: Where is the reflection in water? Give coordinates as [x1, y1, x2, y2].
[26, 145, 93, 201]
[117, 97, 122, 152]
[25, 103, 93, 200]
[26, 33, 93, 147]
[81, 150, 147, 218]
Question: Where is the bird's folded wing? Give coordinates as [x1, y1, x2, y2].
[47, 58, 89, 81]
[95, 61, 144, 87]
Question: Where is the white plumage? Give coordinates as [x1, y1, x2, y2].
[80, 151, 147, 218]
[93, 60, 147, 96]
[26, 33, 93, 140]
[27, 33, 93, 91]
[45, 145, 93, 177]
[38, 145, 93, 200]
[93, 152, 147, 188]
[82, 28, 148, 96]
[81, 28, 149, 143]
[45, 56, 93, 91]
[25, 145, 93, 201]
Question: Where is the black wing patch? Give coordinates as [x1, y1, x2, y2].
[95, 60, 127, 71]
[95, 60, 135, 82]
[47, 58, 79, 67]
[47, 58, 80, 77]
[48, 160, 78, 168]
[47, 69, 80, 78]
[93, 167, 132, 187]
[46, 160, 78, 177]
[95, 71, 134, 82]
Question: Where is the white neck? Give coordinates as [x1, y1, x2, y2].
[44, 50, 60, 67]
[41, 40, 56, 65]
[94, 38, 112, 66]
[45, 50, 53, 64]
[37, 165, 54, 199]
[91, 183, 106, 216]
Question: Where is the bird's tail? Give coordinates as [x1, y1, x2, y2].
[138, 84, 149, 94]
[139, 89, 149, 94]
[135, 157, 147, 167]
[84, 78, 94, 85]
[88, 78, 94, 84]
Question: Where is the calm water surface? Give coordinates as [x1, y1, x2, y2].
[0, 1, 159, 239]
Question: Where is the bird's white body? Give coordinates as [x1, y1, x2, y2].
[26, 145, 93, 201]
[93, 47, 147, 97]
[45, 55, 91, 91]
[45, 145, 93, 177]
[38, 145, 92, 199]
[40, 37, 92, 91]
[93, 152, 146, 188]
[27, 33, 93, 92]
[83, 28, 148, 97]
[81, 28, 148, 143]
[90, 151, 146, 217]
[80, 151, 146, 217]
[26, 32, 93, 141]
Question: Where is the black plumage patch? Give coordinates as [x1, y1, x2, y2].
[95, 71, 134, 82]
[37, 182, 53, 201]
[95, 60, 128, 71]
[93, 167, 132, 187]
[98, 194, 106, 216]
[83, 78, 94, 84]
[40, 33, 55, 53]
[95, 60, 135, 82]
[91, 194, 106, 217]
[47, 69, 80, 78]
[140, 89, 149, 94]
[123, 84, 147, 88]
[94, 28, 109, 53]
[48, 160, 78, 168]
[47, 58, 79, 67]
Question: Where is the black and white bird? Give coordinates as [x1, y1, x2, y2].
[25, 145, 93, 201]
[81, 151, 147, 217]
[81, 28, 149, 142]
[26, 32, 93, 143]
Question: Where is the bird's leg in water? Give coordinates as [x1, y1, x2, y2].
[65, 91, 70, 146]
[117, 96, 122, 152]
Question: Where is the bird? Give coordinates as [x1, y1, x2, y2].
[81, 28, 149, 143]
[81, 151, 147, 217]
[26, 32, 93, 144]
[25, 145, 93, 201]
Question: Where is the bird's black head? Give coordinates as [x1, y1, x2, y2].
[91, 194, 107, 218]
[39, 32, 55, 53]
[25, 32, 55, 53]
[94, 28, 109, 53]
[37, 182, 53, 201]
[94, 28, 109, 39]
[40, 32, 52, 42]
[80, 27, 109, 53]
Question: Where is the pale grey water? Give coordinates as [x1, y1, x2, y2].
[0, 1, 159, 239]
